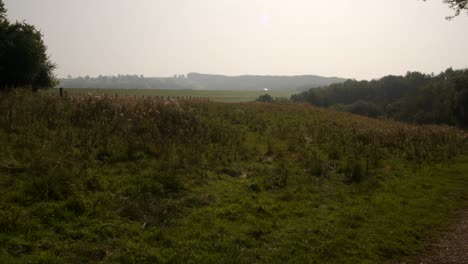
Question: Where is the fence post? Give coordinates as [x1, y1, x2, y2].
[59, 87, 64, 97]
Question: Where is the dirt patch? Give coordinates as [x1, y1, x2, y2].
[400, 208, 468, 264]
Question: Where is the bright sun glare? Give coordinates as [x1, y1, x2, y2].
[259, 13, 270, 25]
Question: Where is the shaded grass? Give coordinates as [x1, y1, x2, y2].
[1, 156, 466, 263]
[168, 157, 468, 263]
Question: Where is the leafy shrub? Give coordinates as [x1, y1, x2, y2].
[306, 159, 323, 177]
[328, 146, 341, 160]
[346, 160, 365, 183]
[64, 198, 86, 216]
[344, 100, 382, 117]
[158, 173, 184, 193]
[266, 164, 289, 189]
[256, 94, 274, 102]
[25, 164, 75, 202]
[248, 182, 262, 193]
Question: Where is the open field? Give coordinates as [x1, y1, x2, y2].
[1, 92, 468, 263]
[48, 88, 295, 102]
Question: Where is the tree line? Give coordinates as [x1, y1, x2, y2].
[60, 75, 198, 90]
[291, 68, 468, 128]
[59, 73, 346, 92]
[0, 0, 56, 91]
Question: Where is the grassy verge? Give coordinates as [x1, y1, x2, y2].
[149, 157, 468, 263]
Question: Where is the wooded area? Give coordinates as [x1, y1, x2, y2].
[292, 69, 468, 127]
[0, 0, 56, 91]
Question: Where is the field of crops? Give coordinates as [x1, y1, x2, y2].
[0, 91, 467, 263]
[48, 88, 294, 103]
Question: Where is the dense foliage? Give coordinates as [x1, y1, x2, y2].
[291, 68, 468, 128]
[1, 91, 467, 263]
[256, 94, 274, 102]
[425, 0, 468, 19]
[0, 0, 56, 91]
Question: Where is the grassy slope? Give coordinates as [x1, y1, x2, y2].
[0, 92, 467, 263]
[163, 158, 468, 264]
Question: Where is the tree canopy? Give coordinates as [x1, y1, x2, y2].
[256, 94, 274, 103]
[0, 0, 56, 91]
[0, 1, 6, 21]
[426, 0, 468, 19]
[444, 0, 468, 17]
[291, 69, 468, 128]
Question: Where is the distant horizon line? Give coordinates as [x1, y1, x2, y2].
[59, 72, 347, 79]
[58, 67, 467, 81]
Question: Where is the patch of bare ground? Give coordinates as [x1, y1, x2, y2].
[399, 207, 468, 264]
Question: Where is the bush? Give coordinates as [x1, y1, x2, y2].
[64, 198, 86, 216]
[256, 94, 274, 103]
[346, 160, 365, 183]
[26, 166, 75, 202]
[344, 100, 381, 117]
[269, 164, 289, 189]
[306, 159, 323, 177]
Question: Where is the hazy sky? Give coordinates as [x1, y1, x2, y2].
[4, 0, 468, 80]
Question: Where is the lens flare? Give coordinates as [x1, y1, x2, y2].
[259, 13, 270, 25]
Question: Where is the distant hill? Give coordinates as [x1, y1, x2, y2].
[185, 73, 346, 91]
[58, 73, 345, 91]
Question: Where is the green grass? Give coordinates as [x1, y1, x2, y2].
[147, 157, 468, 264]
[48, 88, 294, 102]
[0, 91, 467, 263]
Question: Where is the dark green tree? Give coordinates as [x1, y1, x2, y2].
[424, 0, 468, 19]
[452, 71, 468, 127]
[0, 0, 9, 88]
[0, 0, 6, 21]
[291, 69, 468, 127]
[0, 0, 56, 91]
[256, 94, 274, 103]
[443, 0, 467, 18]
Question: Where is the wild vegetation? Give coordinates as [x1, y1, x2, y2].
[1, 1, 468, 263]
[0, 91, 467, 263]
[291, 68, 468, 128]
[0, 0, 56, 91]
[426, 0, 468, 19]
[46, 88, 294, 103]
